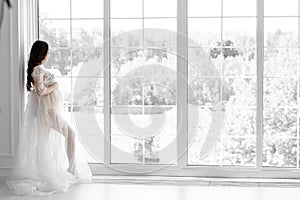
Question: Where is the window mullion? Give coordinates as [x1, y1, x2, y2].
[256, 0, 264, 169]
[297, 0, 300, 169]
[103, 0, 111, 165]
[177, 0, 188, 168]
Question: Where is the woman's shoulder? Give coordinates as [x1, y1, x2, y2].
[33, 65, 46, 72]
[35, 64, 46, 70]
[32, 65, 46, 77]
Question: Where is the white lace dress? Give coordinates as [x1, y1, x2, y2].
[6, 65, 92, 196]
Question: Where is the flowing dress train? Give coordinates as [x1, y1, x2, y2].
[6, 65, 92, 196]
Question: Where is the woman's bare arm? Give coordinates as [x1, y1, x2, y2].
[37, 82, 58, 96]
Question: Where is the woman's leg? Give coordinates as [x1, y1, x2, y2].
[50, 109, 77, 175]
[65, 126, 76, 175]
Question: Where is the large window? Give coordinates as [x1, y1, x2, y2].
[36, 0, 300, 176]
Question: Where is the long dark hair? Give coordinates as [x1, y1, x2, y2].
[26, 40, 49, 91]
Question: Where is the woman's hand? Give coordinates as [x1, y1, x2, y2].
[36, 90, 42, 96]
[54, 82, 58, 89]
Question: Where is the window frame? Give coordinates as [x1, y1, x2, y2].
[26, 0, 300, 178]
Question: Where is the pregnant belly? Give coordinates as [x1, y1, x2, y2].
[40, 89, 64, 111]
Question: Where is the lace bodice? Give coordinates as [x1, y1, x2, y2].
[31, 65, 55, 94]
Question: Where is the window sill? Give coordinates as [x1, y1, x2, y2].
[92, 175, 300, 187]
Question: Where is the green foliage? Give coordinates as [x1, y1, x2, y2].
[39, 21, 299, 167]
[210, 40, 240, 59]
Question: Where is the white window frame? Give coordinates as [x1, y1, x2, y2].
[23, 0, 300, 178]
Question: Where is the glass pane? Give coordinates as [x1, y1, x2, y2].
[111, 106, 177, 164]
[111, 19, 143, 47]
[263, 137, 297, 168]
[151, 82, 177, 105]
[44, 48, 71, 77]
[112, 106, 176, 164]
[264, 0, 298, 16]
[112, 48, 177, 105]
[144, 0, 177, 17]
[188, 0, 221, 17]
[146, 134, 177, 165]
[72, 20, 103, 48]
[222, 108, 256, 136]
[223, 18, 256, 46]
[223, 0, 256, 16]
[221, 137, 256, 166]
[111, 106, 143, 135]
[73, 104, 104, 163]
[39, 20, 70, 47]
[188, 48, 221, 76]
[264, 48, 298, 76]
[188, 106, 256, 166]
[72, 48, 104, 77]
[264, 78, 297, 107]
[188, 134, 221, 166]
[188, 77, 221, 106]
[144, 19, 177, 47]
[79, 134, 104, 163]
[222, 48, 256, 76]
[188, 18, 221, 47]
[110, 0, 142, 18]
[188, 106, 217, 137]
[264, 17, 298, 46]
[56, 77, 72, 104]
[111, 135, 143, 164]
[222, 78, 256, 107]
[142, 81, 177, 106]
[73, 78, 104, 107]
[264, 108, 297, 137]
[72, 0, 103, 18]
[143, 107, 177, 136]
[111, 77, 143, 105]
[111, 48, 144, 77]
[144, 48, 177, 71]
[111, 105, 176, 164]
[142, 58, 177, 105]
[39, 0, 70, 19]
[55, 77, 72, 123]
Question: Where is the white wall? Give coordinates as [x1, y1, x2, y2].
[0, 0, 22, 176]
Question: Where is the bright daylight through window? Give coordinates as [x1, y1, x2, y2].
[37, 0, 300, 173]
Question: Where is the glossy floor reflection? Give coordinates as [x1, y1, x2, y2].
[1, 180, 300, 200]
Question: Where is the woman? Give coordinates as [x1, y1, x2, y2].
[6, 40, 92, 196]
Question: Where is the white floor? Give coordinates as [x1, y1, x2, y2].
[1, 177, 300, 200]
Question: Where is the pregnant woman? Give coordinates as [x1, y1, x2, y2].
[6, 40, 92, 196]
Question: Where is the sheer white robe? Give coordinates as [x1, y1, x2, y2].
[5, 65, 92, 196]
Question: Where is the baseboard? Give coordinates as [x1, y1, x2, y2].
[1, 173, 300, 187]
